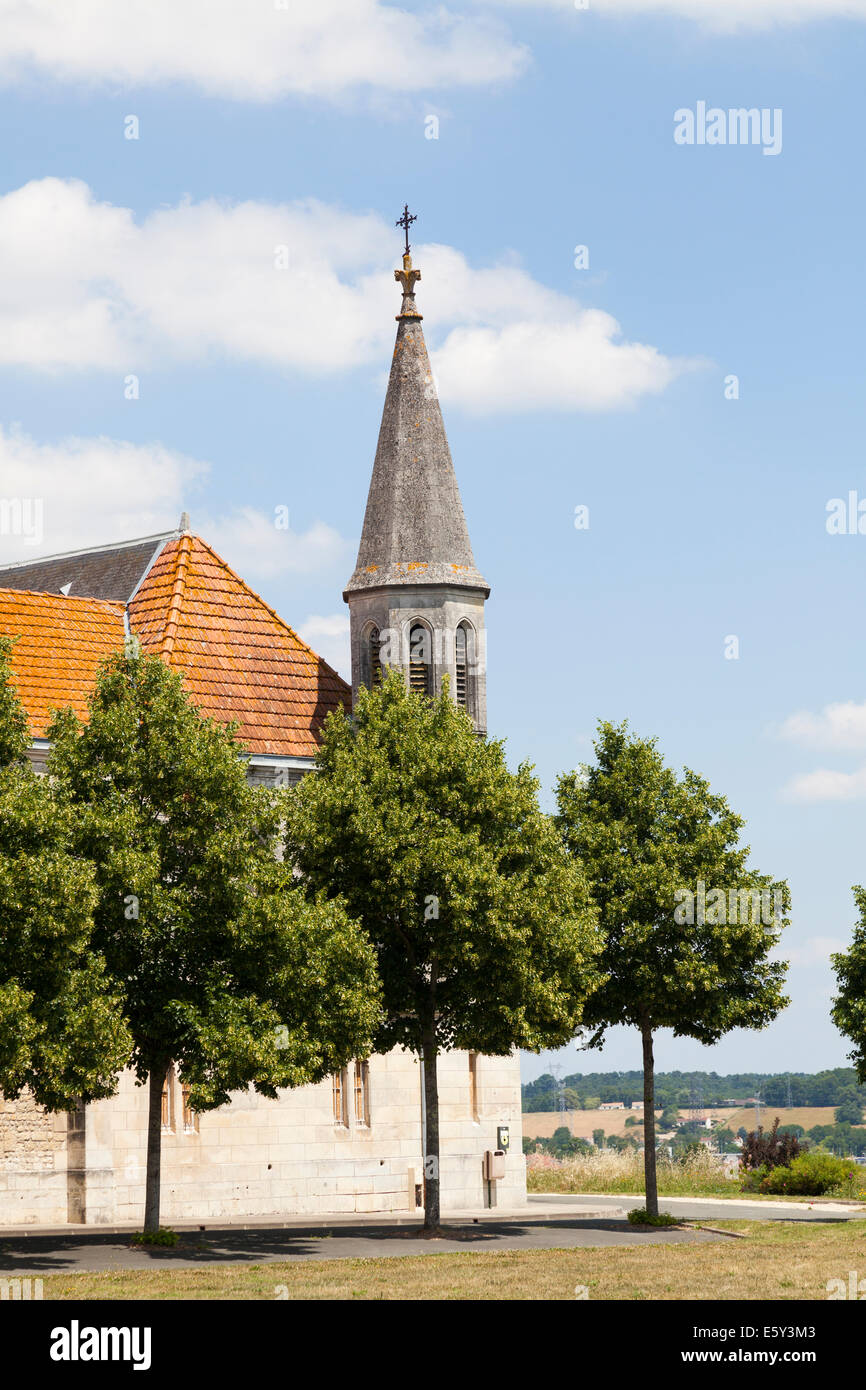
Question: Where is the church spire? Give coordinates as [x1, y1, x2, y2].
[344, 218, 488, 598]
[344, 210, 489, 734]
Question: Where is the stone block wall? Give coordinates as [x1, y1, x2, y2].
[0, 1048, 526, 1225]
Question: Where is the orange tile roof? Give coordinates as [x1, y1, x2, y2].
[129, 534, 350, 757]
[0, 533, 351, 758]
[0, 588, 126, 737]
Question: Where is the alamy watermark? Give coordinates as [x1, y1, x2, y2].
[674, 881, 784, 927]
[674, 103, 782, 157]
[827, 1271, 866, 1299]
[0, 497, 43, 546]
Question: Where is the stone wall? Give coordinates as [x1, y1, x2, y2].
[0, 1049, 525, 1226]
[0, 1092, 68, 1225]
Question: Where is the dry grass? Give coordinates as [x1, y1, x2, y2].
[522, 1109, 668, 1141]
[528, 1148, 739, 1196]
[35, 1219, 866, 1300]
[727, 1107, 861, 1133]
[523, 1106, 863, 1143]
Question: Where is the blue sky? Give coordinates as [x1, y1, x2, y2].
[0, 0, 865, 1084]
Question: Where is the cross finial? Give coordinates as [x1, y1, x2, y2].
[396, 203, 417, 256]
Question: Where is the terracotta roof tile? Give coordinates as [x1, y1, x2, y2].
[129, 534, 349, 758]
[0, 589, 126, 737]
[1, 533, 350, 759]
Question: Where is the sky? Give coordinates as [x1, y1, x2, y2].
[0, 0, 864, 1085]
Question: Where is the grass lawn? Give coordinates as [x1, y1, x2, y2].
[37, 1219, 866, 1300]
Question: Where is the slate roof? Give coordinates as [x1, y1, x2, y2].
[0, 588, 126, 737]
[0, 533, 173, 602]
[344, 260, 488, 598]
[0, 530, 350, 758]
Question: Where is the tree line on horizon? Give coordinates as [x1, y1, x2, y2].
[522, 1067, 866, 1113]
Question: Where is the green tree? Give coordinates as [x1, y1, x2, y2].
[284, 672, 603, 1229]
[833, 1087, 865, 1126]
[49, 650, 380, 1233]
[592, 1127, 605, 1148]
[556, 722, 790, 1216]
[0, 638, 130, 1109]
[832, 894, 866, 1113]
[712, 1126, 739, 1154]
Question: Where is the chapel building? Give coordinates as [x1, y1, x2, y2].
[0, 242, 525, 1225]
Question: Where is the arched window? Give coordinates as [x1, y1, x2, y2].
[455, 622, 476, 713]
[369, 626, 383, 688]
[408, 623, 432, 696]
[455, 625, 468, 708]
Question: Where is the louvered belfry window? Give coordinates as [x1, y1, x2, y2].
[409, 624, 432, 695]
[455, 625, 468, 708]
[369, 627, 383, 688]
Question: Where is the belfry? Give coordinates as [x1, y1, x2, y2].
[344, 209, 489, 732]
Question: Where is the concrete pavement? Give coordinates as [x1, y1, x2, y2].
[528, 1193, 866, 1222]
[0, 1192, 859, 1273]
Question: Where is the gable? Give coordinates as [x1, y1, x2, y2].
[130, 534, 350, 758]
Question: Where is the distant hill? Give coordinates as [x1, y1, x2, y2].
[522, 1068, 865, 1113]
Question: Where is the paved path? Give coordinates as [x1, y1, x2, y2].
[528, 1193, 865, 1222]
[0, 1218, 725, 1274]
[1, 1193, 858, 1274]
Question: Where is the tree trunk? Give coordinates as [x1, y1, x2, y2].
[641, 1024, 658, 1217]
[421, 1030, 440, 1230]
[144, 1064, 166, 1234]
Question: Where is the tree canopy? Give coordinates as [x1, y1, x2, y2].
[285, 672, 604, 1224]
[48, 649, 380, 1228]
[556, 721, 790, 1213]
[0, 636, 130, 1110]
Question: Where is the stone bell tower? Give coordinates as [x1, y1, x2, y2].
[343, 208, 489, 733]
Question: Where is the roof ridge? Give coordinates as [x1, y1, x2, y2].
[178, 534, 349, 691]
[0, 585, 127, 612]
[0, 530, 177, 571]
[159, 531, 193, 660]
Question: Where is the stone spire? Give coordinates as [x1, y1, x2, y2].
[344, 216, 489, 734]
[343, 250, 488, 599]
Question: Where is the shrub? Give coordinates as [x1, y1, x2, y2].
[739, 1116, 802, 1173]
[130, 1227, 179, 1247]
[627, 1207, 680, 1226]
[745, 1156, 856, 1200]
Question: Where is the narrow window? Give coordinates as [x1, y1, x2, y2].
[369, 627, 382, 688]
[333, 1069, 348, 1126]
[354, 1059, 370, 1126]
[409, 624, 432, 696]
[181, 1084, 199, 1134]
[161, 1066, 174, 1132]
[455, 626, 468, 708]
[469, 1052, 480, 1122]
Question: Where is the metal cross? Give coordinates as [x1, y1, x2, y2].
[396, 204, 417, 255]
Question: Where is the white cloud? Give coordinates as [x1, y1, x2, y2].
[297, 614, 351, 679]
[0, 180, 691, 414]
[779, 701, 866, 751]
[200, 508, 354, 583]
[0, 423, 207, 561]
[0, 427, 353, 594]
[0, 0, 527, 101]
[435, 316, 681, 414]
[782, 765, 866, 804]
[486, 0, 866, 32]
[782, 936, 847, 969]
